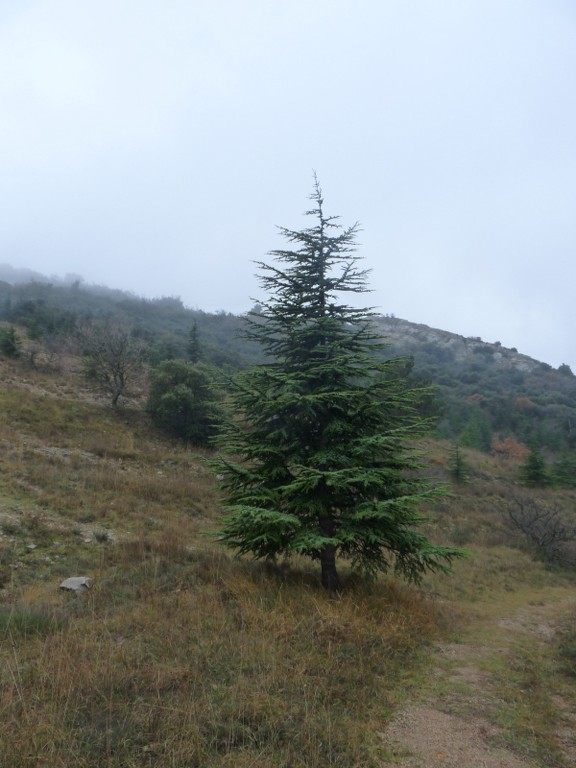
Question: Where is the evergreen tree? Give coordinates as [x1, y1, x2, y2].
[0, 325, 21, 358]
[553, 453, 576, 488]
[520, 446, 551, 488]
[459, 405, 491, 452]
[448, 442, 469, 484]
[187, 320, 201, 363]
[214, 180, 462, 591]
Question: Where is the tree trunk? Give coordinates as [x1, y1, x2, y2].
[111, 385, 123, 407]
[320, 543, 341, 593]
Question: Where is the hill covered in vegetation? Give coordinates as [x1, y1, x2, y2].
[375, 315, 576, 460]
[1, 269, 575, 473]
[1, 313, 576, 765]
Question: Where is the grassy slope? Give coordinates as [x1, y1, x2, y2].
[1, 352, 575, 767]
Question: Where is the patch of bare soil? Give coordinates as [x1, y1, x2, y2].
[384, 706, 530, 767]
[380, 596, 576, 767]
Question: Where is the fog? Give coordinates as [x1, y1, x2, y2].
[1, 1, 575, 369]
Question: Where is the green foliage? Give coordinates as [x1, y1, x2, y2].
[0, 325, 21, 358]
[0, 279, 258, 372]
[448, 442, 469, 484]
[187, 320, 201, 362]
[381, 320, 576, 456]
[459, 405, 492, 451]
[552, 453, 576, 488]
[0, 604, 65, 638]
[147, 359, 223, 445]
[520, 447, 551, 488]
[214, 180, 463, 590]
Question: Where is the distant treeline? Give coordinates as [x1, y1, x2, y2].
[0, 278, 259, 370]
[1, 276, 576, 462]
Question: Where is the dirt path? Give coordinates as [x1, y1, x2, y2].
[380, 589, 576, 767]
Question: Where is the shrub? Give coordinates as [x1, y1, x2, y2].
[505, 496, 576, 564]
[147, 359, 223, 446]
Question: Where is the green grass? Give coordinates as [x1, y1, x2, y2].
[483, 641, 566, 766]
[0, 603, 66, 638]
[557, 616, 576, 678]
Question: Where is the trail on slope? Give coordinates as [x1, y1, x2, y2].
[381, 588, 576, 768]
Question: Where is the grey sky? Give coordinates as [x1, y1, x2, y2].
[1, 1, 575, 369]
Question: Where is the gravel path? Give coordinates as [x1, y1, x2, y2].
[380, 594, 576, 767]
[385, 705, 531, 767]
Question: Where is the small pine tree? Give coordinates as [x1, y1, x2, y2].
[520, 446, 551, 488]
[553, 453, 576, 488]
[187, 320, 201, 363]
[459, 407, 491, 452]
[0, 325, 21, 358]
[448, 442, 469, 484]
[214, 180, 463, 591]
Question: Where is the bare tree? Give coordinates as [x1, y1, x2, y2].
[506, 496, 576, 564]
[76, 321, 145, 407]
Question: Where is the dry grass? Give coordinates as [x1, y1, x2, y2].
[1, 353, 576, 765]
[0, 354, 444, 767]
[1, 546, 442, 767]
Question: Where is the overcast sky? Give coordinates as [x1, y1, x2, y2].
[1, 1, 575, 369]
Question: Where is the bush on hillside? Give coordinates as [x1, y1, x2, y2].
[505, 496, 576, 564]
[147, 359, 223, 446]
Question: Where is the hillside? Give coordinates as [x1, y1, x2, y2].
[377, 314, 545, 372]
[1, 330, 576, 765]
[375, 315, 576, 457]
[1, 273, 575, 464]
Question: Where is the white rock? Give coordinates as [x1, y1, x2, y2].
[59, 576, 91, 593]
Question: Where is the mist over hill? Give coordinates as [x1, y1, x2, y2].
[1, 266, 575, 460]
